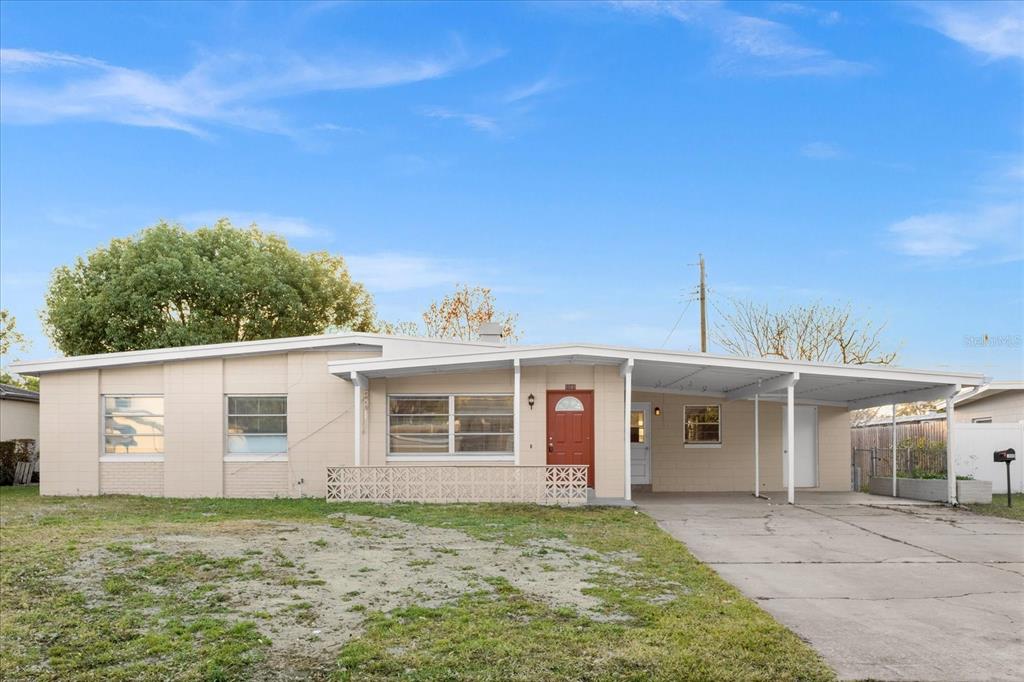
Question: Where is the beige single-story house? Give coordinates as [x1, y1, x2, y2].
[12, 330, 983, 505]
[951, 381, 1024, 424]
[0, 383, 40, 442]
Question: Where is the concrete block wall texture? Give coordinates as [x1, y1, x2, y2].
[100, 462, 164, 496]
[634, 392, 850, 493]
[40, 369, 100, 495]
[954, 392, 1024, 424]
[36, 351, 369, 498]
[0, 400, 39, 441]
[223, 462, 290, 498]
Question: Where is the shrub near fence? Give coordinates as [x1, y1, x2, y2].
[0, 439, 36, 486]
[851, 443, 947, 491]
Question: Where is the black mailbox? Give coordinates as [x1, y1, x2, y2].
[994, 449, 1016, 508]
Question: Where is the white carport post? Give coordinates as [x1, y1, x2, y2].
[946, 388, 959, 505]
[786, 383, 796, 504]
[351, 372, 367, 466]
[753, 392, 760, 497]
[513, 358, 521, 466]
[891, 404, 898, 497]
[622, 358, 634, 501]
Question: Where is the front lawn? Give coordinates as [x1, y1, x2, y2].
[961, 494, 1024, 521]
[0, 486, 833, 681]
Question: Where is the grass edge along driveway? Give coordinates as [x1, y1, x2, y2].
[0, 486, 834, 681]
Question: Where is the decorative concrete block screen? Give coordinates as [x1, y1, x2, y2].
[326, 465, 588, 506]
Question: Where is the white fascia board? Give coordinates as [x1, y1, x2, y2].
[847, 384, 961, 410]
[10, 332, 503, 375]
[953, 381, 1020, 406]
[328, 343, 983, 388]
[328, 347, 627, 378]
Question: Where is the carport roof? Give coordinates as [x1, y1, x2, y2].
[328, 343, 985, 409]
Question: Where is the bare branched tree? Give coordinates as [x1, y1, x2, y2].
[378, 284, 520, 341]
[713, 299, 897, 366]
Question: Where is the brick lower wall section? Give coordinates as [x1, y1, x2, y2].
[99, 461, 164, 496]
[223, 461, 291, 498]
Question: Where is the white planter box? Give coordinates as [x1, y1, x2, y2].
[868, 477, 992, 504]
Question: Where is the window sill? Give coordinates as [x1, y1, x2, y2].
[223, 454, 289, 462]
[386, 454, 514, 463]
[100, 454, 165, 463]
[684, 444, 722, 449]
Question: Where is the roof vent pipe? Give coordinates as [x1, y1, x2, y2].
[479, 322, 504, 343]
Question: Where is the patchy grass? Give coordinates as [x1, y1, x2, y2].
[961, 494, 1024, 521]
[1, 485, 834, 681]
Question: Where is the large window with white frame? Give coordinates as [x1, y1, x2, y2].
[104, 396, 164, 455]
[388, 394, 514, 458]
[226, 396, 288, 455]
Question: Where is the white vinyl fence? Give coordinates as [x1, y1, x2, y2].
[953, 423, 1023, 494]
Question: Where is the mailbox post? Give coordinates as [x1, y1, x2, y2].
[994, 449, 1016, 508]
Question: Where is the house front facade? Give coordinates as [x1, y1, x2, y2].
[13, 332, 982, 505]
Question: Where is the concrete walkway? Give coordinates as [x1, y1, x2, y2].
[637, 492, 1024, 682]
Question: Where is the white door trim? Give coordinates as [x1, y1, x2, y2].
[630, 401, 652, 485]
[783, 405, 819, 488]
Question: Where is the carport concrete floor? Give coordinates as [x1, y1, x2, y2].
[636, 492, 1024, 682]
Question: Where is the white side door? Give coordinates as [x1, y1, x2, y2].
[630, 402, 651, 485]
[783, 406, 818, 488]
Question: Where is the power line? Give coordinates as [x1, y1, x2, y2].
[661, 297, 695, 348]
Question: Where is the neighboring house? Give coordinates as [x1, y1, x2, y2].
[951, 381, 1024, 424]
[0, 383, 40, 442]
[11, 331, 982, 504]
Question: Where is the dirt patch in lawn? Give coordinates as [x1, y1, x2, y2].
[63, 513, 630, 677]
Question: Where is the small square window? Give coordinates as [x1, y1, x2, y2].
[684, 405, 721, 444]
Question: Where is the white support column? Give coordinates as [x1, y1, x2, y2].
[622, 358, 634, 501]
[786, 384, 795, 504]
[754, 392, 760, 497]
[513, 358, 521, 466]
[351, 372, 366, 467]
[946, 393, 958, 505]
[891, 403, 898, 497]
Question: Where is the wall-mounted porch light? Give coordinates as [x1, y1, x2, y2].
[654, 406, 662, 416]
[528, 393, 536, 409]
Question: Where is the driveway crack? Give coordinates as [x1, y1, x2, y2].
[796, 504, 960, 562]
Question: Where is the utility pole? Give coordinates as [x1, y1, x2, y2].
[699, 253, 707, 352]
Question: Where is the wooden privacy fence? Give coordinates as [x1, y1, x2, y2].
[852, 446, 947, 484]
[851, 420, 946, 452]
[326, 465, 589, 506]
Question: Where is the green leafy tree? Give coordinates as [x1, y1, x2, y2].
[43, 220, 376, 355]
[0, 310, 39, 390]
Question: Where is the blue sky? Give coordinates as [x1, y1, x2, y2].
[1, 1, 1022, 378]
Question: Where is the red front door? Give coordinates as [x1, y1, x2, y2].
[546, 390, 595, 488]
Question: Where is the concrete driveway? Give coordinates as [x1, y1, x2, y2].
[637, 492, 1024, 682]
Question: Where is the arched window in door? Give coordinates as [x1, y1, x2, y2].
[554, 396, 584, 412]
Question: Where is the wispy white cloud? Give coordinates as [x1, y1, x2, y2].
[913, 1, 1024, 61]
[0, 42, 497, 137]
[888, 203, 1023, 261]
[608, 1, 868, 76]
[502, 75, 562, 104]
[419, 105, 500, 134]
[767, 3, 842, 26]
[800, 141, 843, 159]
[180, 211, 328, 238]
[346, 253, 474, 292]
